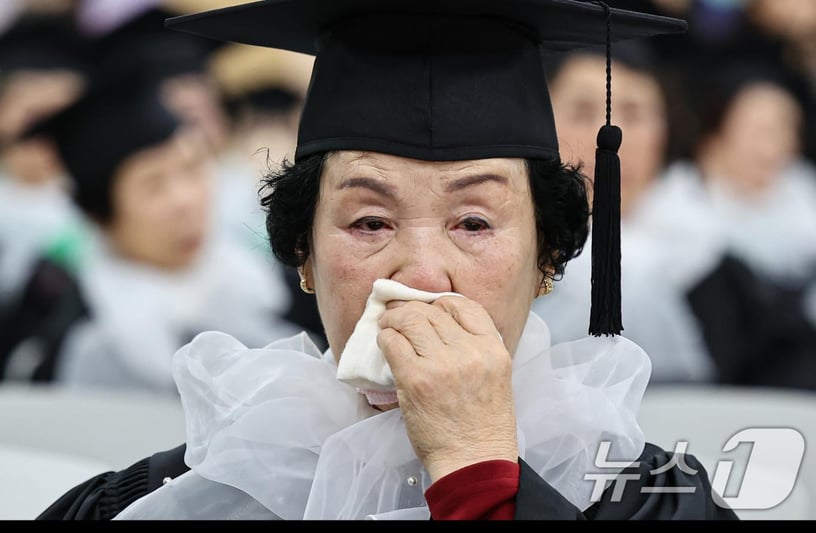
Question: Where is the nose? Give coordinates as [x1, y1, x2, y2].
[388, 227, 454, 293]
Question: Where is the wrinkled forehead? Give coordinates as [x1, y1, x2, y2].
[321, 150, 531, 189]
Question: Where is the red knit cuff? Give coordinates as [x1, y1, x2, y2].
[425, 460, 520, 520]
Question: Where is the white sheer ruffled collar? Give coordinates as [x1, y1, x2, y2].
[116, 312, 650, 520]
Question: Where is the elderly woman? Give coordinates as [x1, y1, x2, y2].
[38, 0, 736, 521]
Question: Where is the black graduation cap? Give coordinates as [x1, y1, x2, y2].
[22, 76, 180, 222]
[0, 14, 90, 74]
[166, 0, 687, 336]
[92, 7, 223, 84]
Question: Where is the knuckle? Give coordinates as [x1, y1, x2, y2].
[403, 300, 427, 313]
[377, 328, 400, 351]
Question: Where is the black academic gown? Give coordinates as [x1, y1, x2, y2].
[0, 258, 88, 381]
[37, 442, 738, 520]
[687, 254, 816, 391]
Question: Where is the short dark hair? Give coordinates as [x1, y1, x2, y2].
[72, 179, 115, 224]
[261, 153, 589, 280]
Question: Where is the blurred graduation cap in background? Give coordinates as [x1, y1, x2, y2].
[20, 72, 180, 222]
[0, 14, 92, 146]
[0, 13, 90, 75]
[165, 0, 687, 336]
[86, 6, 225, 84]
[209, 42, 312, 121]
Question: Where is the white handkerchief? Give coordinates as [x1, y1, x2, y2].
[336, 279, 459, 404]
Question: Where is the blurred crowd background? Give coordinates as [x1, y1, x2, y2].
[4, 0, 814, 393]
[1, 0, 816, 518]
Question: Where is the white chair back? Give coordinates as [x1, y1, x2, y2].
[0, 384, 186, 519]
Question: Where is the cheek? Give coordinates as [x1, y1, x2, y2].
[116, 192, 175, 251]
[462, 228, 539, 329]
[622, 126, 665, 177]
[139, 195, 174, 232]
[311, 230, 383, 355]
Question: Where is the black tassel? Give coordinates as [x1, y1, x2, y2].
[588, 0, 623, 337]
[589, 124, 623, 336]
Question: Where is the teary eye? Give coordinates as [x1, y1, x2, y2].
[458, 217, 490, 232]
[352, 217, 390, 232]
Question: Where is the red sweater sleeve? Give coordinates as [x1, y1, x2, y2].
[424, 460, 519, 520]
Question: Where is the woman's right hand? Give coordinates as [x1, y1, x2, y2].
[377, 295, 519, 482]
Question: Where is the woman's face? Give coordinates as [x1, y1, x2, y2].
[303, 151, 542, 359]
[106, 132, 214, 270]
[549, 55, 667, 217]
[701, 82, 802, 196]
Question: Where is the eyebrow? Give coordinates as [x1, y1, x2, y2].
[337, 177, 397, 199]
[444, 173, 509, 193]
[336, 173, 509, 197]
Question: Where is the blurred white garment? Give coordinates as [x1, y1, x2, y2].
[57, 228, 299, 393]
[648, 160, 816, 285]
[630, 162, 730, 291]
[535, 164, 740, 383]
[115, 312, 651, 519]
[533, 227, 715, 383]
[0, 176, 78, 303]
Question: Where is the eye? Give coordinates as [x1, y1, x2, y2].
[457, 216, 491, 232]
[351, 216, 391, 232]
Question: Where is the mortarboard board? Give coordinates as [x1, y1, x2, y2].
[165, 0, 688, 336]
[22, 75, 180, 222]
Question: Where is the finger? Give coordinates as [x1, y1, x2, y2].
[377, 327, 416, 377]
[378, 302, 446, 357]
[380, 300, 460, 333]
[433, 296, 500, 339]
[421, 302, 469, 346]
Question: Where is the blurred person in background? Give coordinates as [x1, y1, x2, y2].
[662, 64, 816, 285]
[210, 43, 324, 346]
[533, 42, 715, 383]
[77, 2, 325, 344]
[635, 63, 816, 390]
[77, 2, 233, 158]
[0, 12, 86, 311]
[536, 44, 816, 390]
[209, 43, 312, 254]
[614, 0, 816, 163]
[1, 67, 299, 390]
[745, 0, 816, 162]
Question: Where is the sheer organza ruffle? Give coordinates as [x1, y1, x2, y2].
[116, 313, 650, 520]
